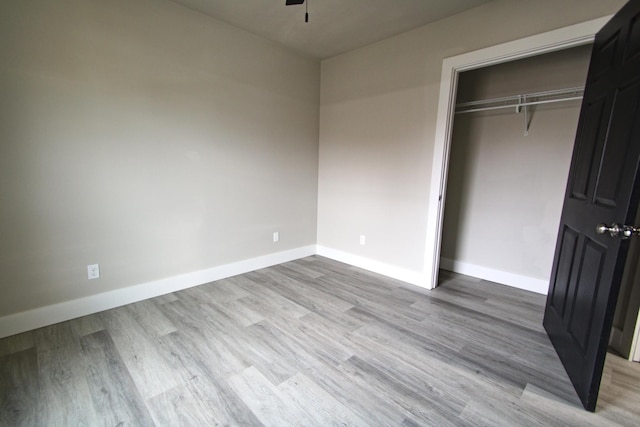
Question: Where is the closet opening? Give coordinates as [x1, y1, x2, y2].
[440, 44, 592, 295]
[424, 18, 611, 290]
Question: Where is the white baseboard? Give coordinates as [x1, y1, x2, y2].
[7, 246, 547, 339]
[439, 258, 549, 295]
[316, 245, 428, 288]
[0, 245, 316, 339]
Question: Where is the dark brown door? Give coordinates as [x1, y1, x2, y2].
[543, 0, 640, 412]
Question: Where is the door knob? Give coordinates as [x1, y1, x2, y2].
[596, 223, 640, 239]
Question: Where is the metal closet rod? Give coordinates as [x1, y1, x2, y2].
[455, 86, 585, 114]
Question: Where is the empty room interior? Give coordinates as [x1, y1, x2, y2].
[1, 0, 640, 425]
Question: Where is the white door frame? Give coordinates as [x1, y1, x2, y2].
[631, 311, 640, 362]
[423, 16, 612, 290]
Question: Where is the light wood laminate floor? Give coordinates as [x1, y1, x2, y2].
[1, 256, 639, 426]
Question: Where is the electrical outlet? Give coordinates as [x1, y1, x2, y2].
[273, 231, 279, 243]
[360, 235, 366, 245]
[88, 264, 100, 280]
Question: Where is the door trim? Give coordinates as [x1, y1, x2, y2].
[632, 310, 640, 362]
[423, 16, 612, 289]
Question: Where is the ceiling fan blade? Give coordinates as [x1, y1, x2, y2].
[285, 0, 304, 5]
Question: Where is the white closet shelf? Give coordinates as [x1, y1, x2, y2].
[455, 86, 585, 135]
[455, 86, 584, 114]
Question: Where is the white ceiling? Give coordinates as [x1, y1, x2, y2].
[169, 0, 494, 59]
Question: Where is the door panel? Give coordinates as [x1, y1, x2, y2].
[550, 227, 579, 317]
[544, 0, 640, 412]
[597, 81, 640, 201]
[571, 98, 607, 201]
[569, 238, 605, 351]
[589, 31, 620, 83]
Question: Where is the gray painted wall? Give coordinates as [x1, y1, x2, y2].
[0, 0, 320, 318]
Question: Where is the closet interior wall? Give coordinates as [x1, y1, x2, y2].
[440, 45, 592, 294]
